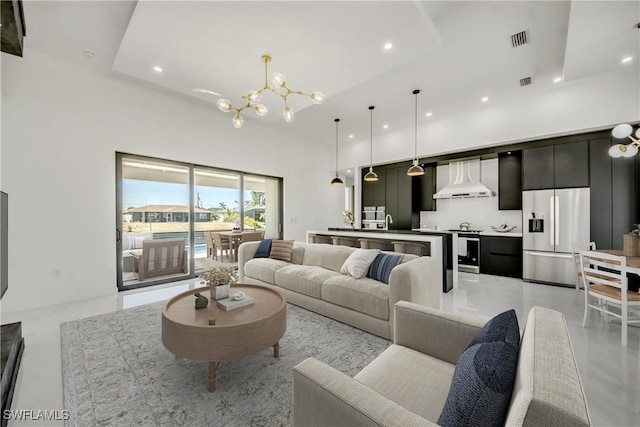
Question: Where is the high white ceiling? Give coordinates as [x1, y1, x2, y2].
[21, 1, 640, 147]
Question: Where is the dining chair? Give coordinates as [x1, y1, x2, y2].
[579, 250, 640, 346]
[572, 241, 596, 297]
[204, 231, 216, 259]
[211, 232, 232, 263]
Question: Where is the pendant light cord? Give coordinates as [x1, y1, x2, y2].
[413, 89, 420, 159]
[369, 106, 375, 166]
[335, 118, 340, 171]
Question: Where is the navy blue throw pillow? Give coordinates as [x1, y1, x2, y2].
[367, 253, 403, 284]
[437, 341, 519, 427]
[437, 309, 520, 427]
[254, 239, 272, 258]
[467, 309, 520, 350]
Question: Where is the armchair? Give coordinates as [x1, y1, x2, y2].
[293, 302, 590, 426]
[137, 238, 187, 280]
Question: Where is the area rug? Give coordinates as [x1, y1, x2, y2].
[61, 302, 390, 426]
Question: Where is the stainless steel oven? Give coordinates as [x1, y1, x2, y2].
[458, 234, 480, 273]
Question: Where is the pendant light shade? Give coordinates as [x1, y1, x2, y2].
[407, 89, 425, 176]
[364, 106, 379, 182]
[331, 118, 344, 186]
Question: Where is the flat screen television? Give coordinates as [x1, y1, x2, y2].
[1, 191, 7, 298]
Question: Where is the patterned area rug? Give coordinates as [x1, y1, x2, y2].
[61, 302, 390, 426]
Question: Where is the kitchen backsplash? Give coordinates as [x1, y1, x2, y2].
[419, 158, 522, 231]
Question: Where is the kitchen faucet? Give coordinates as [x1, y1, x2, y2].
[385, 214, 394, 230]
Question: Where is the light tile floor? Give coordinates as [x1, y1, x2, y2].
[1, 273, 638, 426]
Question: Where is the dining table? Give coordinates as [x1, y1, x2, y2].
[597, 249, 640, 275]
[217, 231, 258, 262]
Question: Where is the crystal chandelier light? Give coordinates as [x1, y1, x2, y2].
[609, 123, 640, 158]
[217, 55, 325, 128]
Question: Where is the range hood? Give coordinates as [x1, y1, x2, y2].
[433, 159, 495, 199]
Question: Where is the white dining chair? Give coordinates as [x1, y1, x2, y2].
[580, 250, 640, 346]
[572, 241, 596, 298]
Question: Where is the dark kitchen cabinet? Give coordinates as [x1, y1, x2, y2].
[412, 163, 437, 212]
[361, 168, 386, 208]
[590, 137, 638, 250]
[480, 236, 522, 278]
[498, 151, 522, 210]
[385, 167, 412, 230]
[522, 141, 588, 190]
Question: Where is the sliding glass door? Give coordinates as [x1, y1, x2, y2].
[116, 153, 282, 290]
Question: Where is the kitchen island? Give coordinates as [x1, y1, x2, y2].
[307, 229, 454, 292]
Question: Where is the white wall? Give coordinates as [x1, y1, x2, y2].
[0, 49, 341, 312]
[343, 65, 639, 170]
[419, 159, 522, 231]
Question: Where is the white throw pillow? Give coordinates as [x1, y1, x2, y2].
[340, 249, 380, 279]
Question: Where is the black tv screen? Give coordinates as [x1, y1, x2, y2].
[1, 191, 7, 298]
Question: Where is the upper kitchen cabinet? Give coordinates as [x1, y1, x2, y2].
[361, 168, 386, 208]
[522, 141, 589, 190]
[498, 151, 522, 210]
[412, 163, 437, 212]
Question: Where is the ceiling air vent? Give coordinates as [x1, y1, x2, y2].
[520, 77, 532, 87]
[511, 30, 528, 48]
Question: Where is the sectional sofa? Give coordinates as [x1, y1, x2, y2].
[237, 241, 441, 339]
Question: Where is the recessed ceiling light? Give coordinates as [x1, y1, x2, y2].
[347, 169, 352, 173]
[83, 50, 95, 58]
[348, 134, 354, 139]
[153, 66, 163, 73]
[621, 56, 633, 64]
[425, 112, 432, 117]
[384, 42, 393, 50]
[383, 124, 389, 129]
[553, 77, 563, 83]
[481, 97, 489, 102]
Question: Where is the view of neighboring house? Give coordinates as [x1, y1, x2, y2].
[123, 205, 214, 223]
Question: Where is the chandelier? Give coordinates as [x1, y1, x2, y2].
[609, 123, 640, 158]
[217, 54, 325, 128]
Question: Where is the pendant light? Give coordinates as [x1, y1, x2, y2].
[363, 106, 379, 182]
[407, 89, 425, 176]
[331, 118, 344, 185]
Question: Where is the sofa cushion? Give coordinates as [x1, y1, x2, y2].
[340, 249, 380, 279]
[254, 239, 272, 258]
[321, 275, 389, 320]
[301, 244, 355, 272]
[270, 239, 294, 261]
[355, 344, 455, 422]
[275, 265, 341, 299]
[367, 253, 403, 284]
[290, 247, 305, 265]
[437, 341, 518, 427]
[243, 258, 290, 284]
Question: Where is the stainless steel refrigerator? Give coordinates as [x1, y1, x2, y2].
[522, 188, 590, 287]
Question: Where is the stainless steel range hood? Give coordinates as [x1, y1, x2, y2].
[433, 159, 495, 199]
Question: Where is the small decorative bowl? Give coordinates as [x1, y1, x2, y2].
[490, 225, 516, 233]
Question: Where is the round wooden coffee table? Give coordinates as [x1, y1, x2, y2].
[162, 284, 286, 392]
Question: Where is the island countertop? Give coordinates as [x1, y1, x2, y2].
[307, 229, 454, 292]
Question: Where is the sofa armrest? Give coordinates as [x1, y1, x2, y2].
[393, 301, 488, 365]
[387, 256, 441, 338]
[237, 241, 260, 283]
[292, 358, 435, 427]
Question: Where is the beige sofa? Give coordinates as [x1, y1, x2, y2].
[237, 241, 441, 340]
[292, 302, 590, 427]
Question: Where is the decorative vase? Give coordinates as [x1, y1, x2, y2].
[623, 234, 640, 257]
[210, 284, 230, 300]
